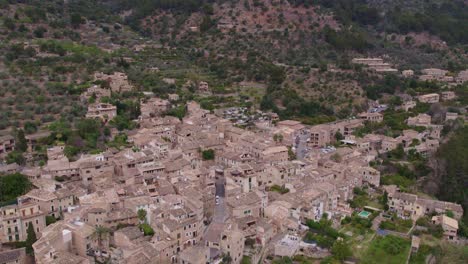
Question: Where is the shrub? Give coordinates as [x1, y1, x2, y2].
[139, 223, 154, 236]
[202, 149, 215, 160]
[46, 215, 57, 226]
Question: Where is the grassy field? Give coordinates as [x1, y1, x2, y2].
[435, 243, 468, 264]
[360, 235, 411, 264]
[409, 244, 432, 264]
[339, 225, 375, 260]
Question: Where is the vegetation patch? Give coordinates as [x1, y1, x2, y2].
[361, 235, 410, 264]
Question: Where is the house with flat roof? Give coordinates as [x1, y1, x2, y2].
[358, 112, 383, 123]
[86, 103, 117, 122]
[417, 93, 439, 104]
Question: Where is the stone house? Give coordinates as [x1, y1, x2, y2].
[358, 112, 383, 122]
[22, 189, 75, 218]
[0, 135, 15, 157]
[432, 215, 459, 241]
[440, 91, 456, 101]
[86, 103, 117, 122]
[0, 199, 46, 243]
[417, 93, 439, 104]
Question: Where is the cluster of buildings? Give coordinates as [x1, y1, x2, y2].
[215, 107, 279, 127]
[93, 72, 133, 93]
[352, 57, 468, 86]
[0, 99, 378, 263]
[385, 185, 462, 241]
[85, 103, 117, 122]
[419, 68, 468, 84]
[417, 91, 456, 104]
[0, 86, 464, 263]
[352, 58, 398, 73]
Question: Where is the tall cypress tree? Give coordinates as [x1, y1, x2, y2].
[15, 129, 28, 152]
[26, 223, 37, 255]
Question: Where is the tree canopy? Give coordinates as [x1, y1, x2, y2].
[0, 173, 32, 203]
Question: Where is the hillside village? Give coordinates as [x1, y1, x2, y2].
[0, 68, 467, 264]
[0, 0, 467, 264]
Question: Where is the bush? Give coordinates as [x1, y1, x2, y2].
[139, 223, 154, 236]
[202, 149, 215, 160]
[331, 240, 352, 261]
[379, 217, 413, 233]
[5, 151, 25, 165]
[46, 215, 57, 226]
[269, 185, 290, 194]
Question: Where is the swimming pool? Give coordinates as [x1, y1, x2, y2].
[358, 211, 371, 218]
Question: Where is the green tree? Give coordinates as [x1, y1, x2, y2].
[240, 256, 252, 264]
[335, 131, 344, 141]
[202, 149, 215, 160]
[15, 129, 28, 152]
[33, 26, 47, 38]
[64, 145, 80, 159]
[26, 223, 37, 254]
[222, 253, 232, 264]
[273, 133, 283, 143]
[110, 115, 136, 131]
[5, 151, 25, 165]
[70, 13, 84, 28]
[90, 226, 111, 254]
[4, 17, 15, 31]
[137, 209, 147, 223]
[200, 15, 214, 32]
[24, 121, 38, 134]
[139, 223, 154, 236]
[331, 240, 352, 262]
[0, 173, 31, 202]
[49, 119, 72, 141]
[380, 191, 389, 211]
[288, 146, 296, 161]
[165, 105, 187, 120]
[446, 210, 454, 218]
[46, 215, 57, 226]
[389, 144, 405, 160]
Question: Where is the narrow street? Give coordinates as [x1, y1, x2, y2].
[296, 129, 310, 160]
[212, 172, 228, 223]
